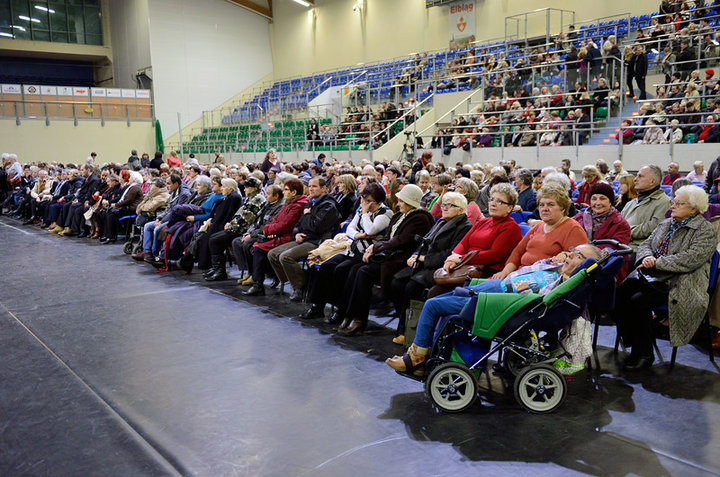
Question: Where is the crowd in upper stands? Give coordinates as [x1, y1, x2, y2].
[3, 146, 720, 374]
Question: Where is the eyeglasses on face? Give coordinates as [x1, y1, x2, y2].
[440, 203, 460, 210]
[489, 197, 512, 206]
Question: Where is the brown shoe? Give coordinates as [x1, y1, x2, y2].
[58, 226, 71, 236]
[337, 319, 366, 336]
[241, 276, 254, 286]
[712, 330, 720, 350]
[392, 335, 405, 345]
[132, 251, 151, 261]
[49, 225, 63, 234]
[385, 343, 429, 376]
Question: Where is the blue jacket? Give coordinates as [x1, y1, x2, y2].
[194, 193, 224, 222]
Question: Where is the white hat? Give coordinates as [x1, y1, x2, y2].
[395, 184, 423, 209]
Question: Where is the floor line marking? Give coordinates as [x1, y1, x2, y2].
[0, 219, 34, 236]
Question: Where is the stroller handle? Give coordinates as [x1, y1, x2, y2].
[590, 239, 633, 265]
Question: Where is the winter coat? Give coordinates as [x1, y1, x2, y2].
[293, 193, 341, 245]
[572, 208, 631, 243]
[247, 200, 284, 239]
[373, 208, 435, 294]
[404, 213, 472, 288]
[254, 195, 309, 252]
[226, 190, 266, 234]
[636, 215, 717, 346]
[115, 183, 144, 210]
[705, 155, 720, 193]
[207, 191, 243, 235]
[136, 186, 170, 214]
[621, 188, 672, 249]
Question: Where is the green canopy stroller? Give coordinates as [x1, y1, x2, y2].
[401, 240, 631, 414]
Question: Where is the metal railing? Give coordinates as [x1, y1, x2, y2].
[0, 99, 154, 125]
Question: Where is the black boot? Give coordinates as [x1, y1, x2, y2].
[243, 283, 265, 296]
[202, 265, 217, 278]
[205, 255, 228, 281]
[177, 253, 194, 274]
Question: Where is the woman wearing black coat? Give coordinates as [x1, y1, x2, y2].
[389, 192, 472, 342]
[174, 178, 243, 273]
[195, 179, 243, 270]
[332, 174, 358, 222]
[336, 184, 434, 336]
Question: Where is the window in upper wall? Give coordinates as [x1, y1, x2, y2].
[0, 0, 103, 45]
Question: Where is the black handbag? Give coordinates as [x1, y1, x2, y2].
[627, 267, 678, 293]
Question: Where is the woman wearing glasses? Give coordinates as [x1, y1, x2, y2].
[432, 183, 523, 298]
[388, 192, 473, 343]
[492, 183, 588, 280]
[613, 185, 717, 370]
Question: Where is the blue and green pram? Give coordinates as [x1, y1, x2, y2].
[407, 240, 631, 414]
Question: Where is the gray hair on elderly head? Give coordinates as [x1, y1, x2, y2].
[515, 168, 533, 186]
[195, 175, 212, 190]
[675, 184, 709, 213]
[490, 182, 519, 207]
[455, 177, 479, 201]
[543, 171, 571, 191]
[441, 191, 468, 212]
[642, 165, 663, 186]
[221, 178, 238, 192]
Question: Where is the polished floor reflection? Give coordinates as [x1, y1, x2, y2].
[1, 217, 719, 476]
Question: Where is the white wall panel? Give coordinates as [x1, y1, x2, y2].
[147, 0, 273, 137]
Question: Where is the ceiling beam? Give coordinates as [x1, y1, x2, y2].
[225, 0, 272, 19]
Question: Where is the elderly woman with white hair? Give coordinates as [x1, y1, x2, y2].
[613, 185, 717, 370]
[100, 169, 145, 244]
[388, 191, 472, 343]
[184, 177, 243, 273]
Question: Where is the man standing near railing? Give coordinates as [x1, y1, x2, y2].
[677, 39, 695, 80]
[633, 44, 648, 101]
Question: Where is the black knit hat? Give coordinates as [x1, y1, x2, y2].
[590, 182, 615, 204]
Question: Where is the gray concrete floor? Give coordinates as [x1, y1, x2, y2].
[1, 217, 719, 477]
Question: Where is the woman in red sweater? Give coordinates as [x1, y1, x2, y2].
[494, 183, 588, 279]
[434, 183, 522, 296]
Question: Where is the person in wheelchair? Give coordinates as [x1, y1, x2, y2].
[385, 243, 604, 375]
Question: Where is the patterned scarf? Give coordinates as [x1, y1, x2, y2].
[656, 214, 696, 257]
[581, 208, 614, 240]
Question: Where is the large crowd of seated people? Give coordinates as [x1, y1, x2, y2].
[2, 146, 720, 375]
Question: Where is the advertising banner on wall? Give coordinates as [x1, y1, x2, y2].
[58, 86, 73, 96]
[448, 0, 475, 41]
[106, 88, 121, 98]
[23, 85, 40, 95]
[1, 84, 22, 94]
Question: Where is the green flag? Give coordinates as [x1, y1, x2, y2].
[155, 120, 165, 154]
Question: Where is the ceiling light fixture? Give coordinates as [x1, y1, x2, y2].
[12, 25, 26, 31]
[0, 32, 14, 37]
[34, 5, 55, 13]
[293, 0, 312, 7]
[18, 15, 41, 23]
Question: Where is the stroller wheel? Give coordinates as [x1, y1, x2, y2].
[425, 362, 478, 413]
[122, 242, 134, 255]
[132, 244, 143, 255]
[513, 364, 567, 414]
